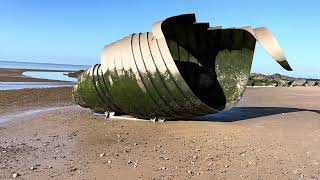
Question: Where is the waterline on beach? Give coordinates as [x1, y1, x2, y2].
[0, 82, 75, 90]
[23, 71, 76, 82]
[0, 105, 80, 124]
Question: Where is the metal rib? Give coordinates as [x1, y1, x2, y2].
[132, 33, 174, 117]
[141, 32, 185, 117]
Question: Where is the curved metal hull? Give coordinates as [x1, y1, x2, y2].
[73, 14, 291, 119]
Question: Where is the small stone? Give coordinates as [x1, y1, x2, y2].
[225, 165, 229, 168]
[159, 167, 166, 170]
[123, 149, 130, 153]
[164, 157, 169, 160]
[188, 170, 194, 175]
[116, 135, 121, 138]
[191, 161, 195, 165]
[127, 160, 132, 164]
[117, 139, 124, 142]
[69, 167, 77, 172]
[124, 132, 128, 135]
[193, 156, 197, 159]
[30, 166, 36, 170]
[134, 143, 138, 146]
[12, 173, 19, 178]
[99, 153, 105, 158]
[107, 160, 112, 164]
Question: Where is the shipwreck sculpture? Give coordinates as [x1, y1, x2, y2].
[72, 14, 292, 120]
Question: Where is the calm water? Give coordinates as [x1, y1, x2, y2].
[0, 60, 89, 71]
[23, 71, 77, 82]
[0, 82, 75, 90]
[0, 61, 88, 90]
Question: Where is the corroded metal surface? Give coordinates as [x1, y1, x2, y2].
[73, 14, 292, 119]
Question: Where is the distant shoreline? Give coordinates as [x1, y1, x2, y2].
[0, 68, 75, 82]
[0, 60, 90, 68]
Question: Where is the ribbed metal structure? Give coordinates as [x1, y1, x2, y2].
[73, 14, 291, 119]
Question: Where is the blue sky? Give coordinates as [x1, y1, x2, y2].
[0, 0, 319, 78]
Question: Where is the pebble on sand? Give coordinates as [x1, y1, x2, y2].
[99, 153, 105, 158]
[12, 173, 19, 178]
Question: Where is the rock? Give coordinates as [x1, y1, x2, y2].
[272, 73, 282, 81]
[134, 162, 138, 168]
[69, 167, 77, 172]
[123, 149, 130, 153]
[261, 82, 267, 86]
[116, 139, 124, 142]
[107, 160, 112, 164]
[99, 153, 105, 158]
[12, 173, 19, 178]
[158, 118, 165, 123]
[30, 166, 36, 170]
[150, 117, 157, 122]
[306, 80, 317, 86]
[127, 160, 132, 164]
[208, 162, 214, 166]
[254, 74, 268, 80]
[292, 79, 307, 87]
[134, 143, 138, 146]
[268, 83, 278, 87]
[188, 170, 194, 175]
[277, 80, 291, 87]
[159, 167, 167, 170]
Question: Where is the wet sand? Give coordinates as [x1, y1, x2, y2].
[0, 87, 73, 116]
[0, 68, 74, 82]
[0, 87, 320, 179]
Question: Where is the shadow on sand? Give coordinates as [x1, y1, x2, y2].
[177, 107, 320, 122]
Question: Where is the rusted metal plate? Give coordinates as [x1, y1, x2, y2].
[73, 14, 292, 119]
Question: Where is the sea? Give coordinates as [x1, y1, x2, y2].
[0, 60, 90, 90]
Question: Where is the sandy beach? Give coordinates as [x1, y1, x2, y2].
[0, 86, 319, 179]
